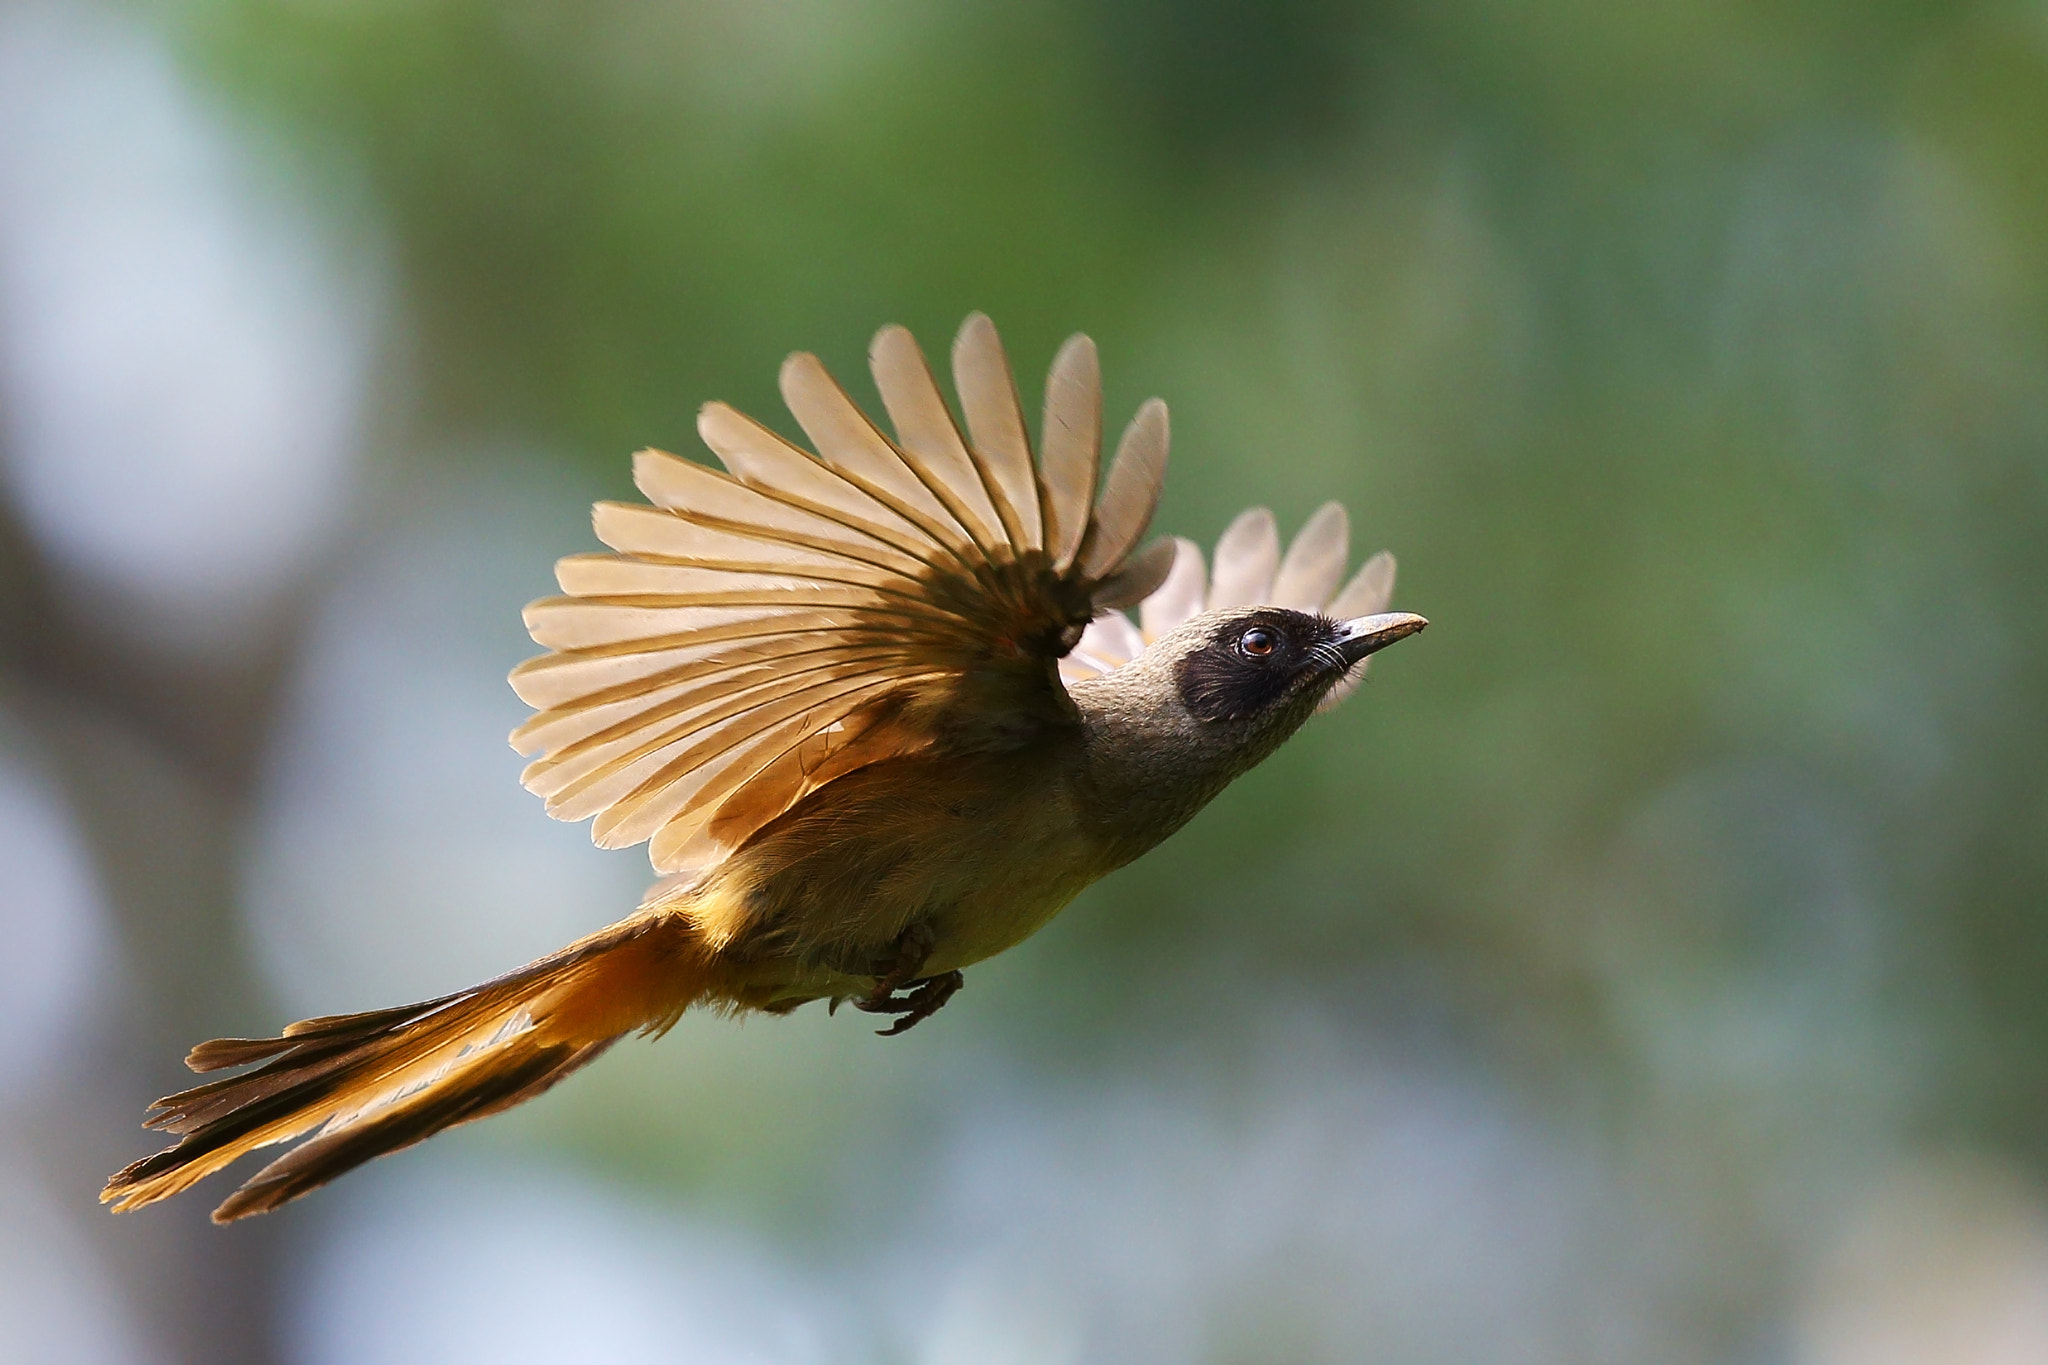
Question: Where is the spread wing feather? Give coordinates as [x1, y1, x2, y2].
[1208, 507, 1281, 610]
[1079, 399, 1169, 580]
[1271, 502, 1349, 611]
[1140, 537, 1206, 640]
[696, 402, 933, 553]
[1059, 502, 1403, 711]
[627, 452, 934, 579]
[778, 352, 985, 554]
[948, 313, 1043, 551]
[1326, 548, 1397, 621]
[1316, 547, 1398, 709]
[1090, 534, 1178, 610]
[1039, 334, 1101, 570]
[513, 315, 1173, 877]
[588, 500, 912, 584]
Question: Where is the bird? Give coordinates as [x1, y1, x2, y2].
[102, 313, 1426, 1223]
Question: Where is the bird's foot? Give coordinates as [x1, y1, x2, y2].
[842, 924, 959, 1035]
[855, 970, 963, 1036]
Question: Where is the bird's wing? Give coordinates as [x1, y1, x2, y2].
[1058, 502, 1398, 709]
[510, 315, 1175, 877]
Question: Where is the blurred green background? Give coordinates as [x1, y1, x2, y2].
[3, 0, 2046, 1361]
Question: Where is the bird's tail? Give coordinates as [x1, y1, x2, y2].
[102, 913, 702, 1223]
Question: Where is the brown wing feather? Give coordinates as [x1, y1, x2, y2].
[1079, 399, 1169, 579]
[868, 323, 1013, 551]
[1039, 333, 1101, 571]
[778, 351, 985, 555]
[948, 313, 1044, 550]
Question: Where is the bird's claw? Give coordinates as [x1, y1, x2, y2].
[856, 970, 962, 1036]
[847, 924, 959, 1034]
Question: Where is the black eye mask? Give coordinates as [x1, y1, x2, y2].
[1173, 608, 1331, 723]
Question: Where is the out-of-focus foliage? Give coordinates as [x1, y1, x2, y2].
[4, 0, 2047, 1361]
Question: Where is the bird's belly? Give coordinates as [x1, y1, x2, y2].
[705, 751, 1105, 995]
[920, 831, 1095, 973]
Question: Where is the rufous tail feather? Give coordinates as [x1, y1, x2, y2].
[102, 914, 701, 1223]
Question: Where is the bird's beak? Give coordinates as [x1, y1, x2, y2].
[1332, 611, 1428, 665]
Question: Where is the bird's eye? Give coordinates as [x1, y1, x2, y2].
[1237, 627, 1277, 658]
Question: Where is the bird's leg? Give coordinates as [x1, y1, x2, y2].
[853, 924, 963, 1035]
[862, 922, 935, 1001]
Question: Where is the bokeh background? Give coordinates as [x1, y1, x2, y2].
[4, 0, 2047, 1361]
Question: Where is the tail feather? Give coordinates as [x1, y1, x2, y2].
[146, 998, 470, 1136]
[209, 1038, 614, 1223]
[182, 994, 468, 1073]
[104, 915, 698, 1223]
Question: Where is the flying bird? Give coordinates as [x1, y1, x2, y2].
[103, 315, 1426, 1223]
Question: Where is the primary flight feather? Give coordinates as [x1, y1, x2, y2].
[104, 314, 1426, 1222]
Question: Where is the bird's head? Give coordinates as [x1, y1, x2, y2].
[1167, 606, 1428, 730]
[1068, 605, 1427, 819]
